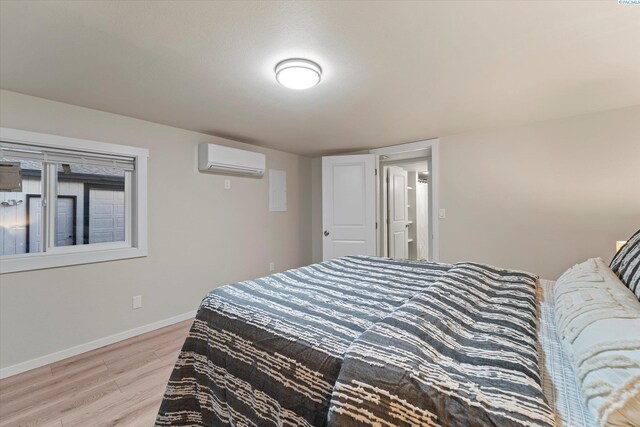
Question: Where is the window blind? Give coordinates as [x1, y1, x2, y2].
[0, 142, 135, 171]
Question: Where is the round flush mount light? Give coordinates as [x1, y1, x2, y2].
[275, 58, 322, 90]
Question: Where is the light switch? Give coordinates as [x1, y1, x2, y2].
[439, 208, 446, 219]
[224, 179, 231, 190]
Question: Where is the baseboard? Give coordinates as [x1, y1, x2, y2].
[0, 310, 197, 379]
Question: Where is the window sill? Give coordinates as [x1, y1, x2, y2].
[0, 246, 147, 274]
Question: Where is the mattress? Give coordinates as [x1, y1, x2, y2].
[538, 279, 596, 427]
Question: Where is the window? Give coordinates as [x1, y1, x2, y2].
[0, 128, 148, 273]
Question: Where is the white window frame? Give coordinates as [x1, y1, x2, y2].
[0, 127, 148, 273]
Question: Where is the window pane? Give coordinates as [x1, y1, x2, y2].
[0, 158, 43, 255]
[54, 163, 127, 246]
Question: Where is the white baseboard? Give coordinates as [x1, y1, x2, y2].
[0, 310, 197, 379]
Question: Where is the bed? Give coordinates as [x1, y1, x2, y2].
[156, 230, 640, 427]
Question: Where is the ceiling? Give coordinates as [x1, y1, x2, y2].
[1, 1, 639, 157]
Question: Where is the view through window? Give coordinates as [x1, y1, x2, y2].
[0, 131, 147, 273]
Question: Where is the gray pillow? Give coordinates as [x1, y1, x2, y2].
[610, 229, 640, 301]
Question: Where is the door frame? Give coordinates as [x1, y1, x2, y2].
[380, 165, 389, 257]
[370, 138, 440, 261]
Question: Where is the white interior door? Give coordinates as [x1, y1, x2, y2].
[387, 166, 408, 259]
[417, 181, 429, 260]
[322, 154, 376, 261]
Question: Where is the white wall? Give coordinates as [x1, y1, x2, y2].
[438, 106, 640, 279]
[0, 90, 312, 370]
[311, 106, 640, 279]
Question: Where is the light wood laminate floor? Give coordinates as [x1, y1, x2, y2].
[0, 320, 192, 427]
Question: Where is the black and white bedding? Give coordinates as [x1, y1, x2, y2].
[328, 263, 554, 426]
[156, 255, 554, 427]
[156, 256, 451, 426]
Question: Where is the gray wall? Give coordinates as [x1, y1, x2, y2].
[0, 90, 312, 369]
[312, 106, 640, 279]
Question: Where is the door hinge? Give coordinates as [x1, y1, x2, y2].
[375, 168, 378, 176]
[386, 177, 389, 184]
[376, 222, 378, 230]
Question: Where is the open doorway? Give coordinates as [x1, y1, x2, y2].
[370, 138, 439, 262]
[320, 138, 439, 262]
[379, 154, 431, 260]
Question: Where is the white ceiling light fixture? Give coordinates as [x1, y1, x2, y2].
[275, 58, 322, 90]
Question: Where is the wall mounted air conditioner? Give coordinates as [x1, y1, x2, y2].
[198, 143, 265, 177]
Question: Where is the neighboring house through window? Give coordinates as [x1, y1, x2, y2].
[0, 128, 148, 273]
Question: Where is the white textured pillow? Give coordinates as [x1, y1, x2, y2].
[553, 258, 640, 426]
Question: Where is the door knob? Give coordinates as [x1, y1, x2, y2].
[324, 230, 330, 237]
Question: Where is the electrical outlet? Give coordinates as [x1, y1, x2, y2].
[269, 262, 275, 272]
[224, 179, 231, 190]
[132, 295, 142, 310]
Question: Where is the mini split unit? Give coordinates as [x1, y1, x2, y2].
[198, 143, 265, 177]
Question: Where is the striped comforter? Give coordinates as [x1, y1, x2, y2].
[156, 257, 553, 427]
